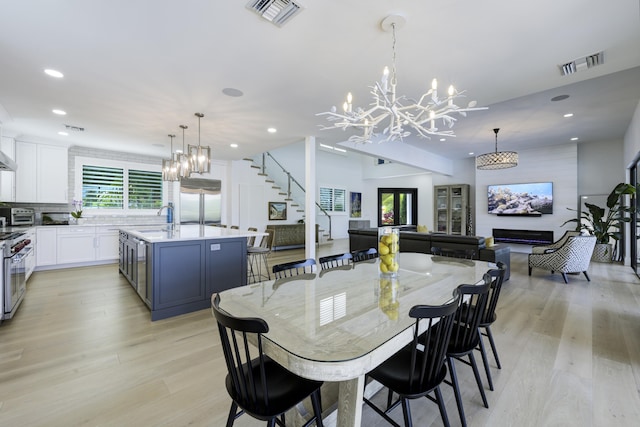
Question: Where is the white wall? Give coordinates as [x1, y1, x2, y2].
[579, 139, 625, 195]
[475, 144, 578, 252]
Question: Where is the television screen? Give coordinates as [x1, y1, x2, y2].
[488, 182, 553, 215]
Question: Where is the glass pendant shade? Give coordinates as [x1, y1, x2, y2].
[177, 124, 191, 178]
[476, 128, 518, 170]
[162, 134, 179, 181]
[189, 112, 211, 175]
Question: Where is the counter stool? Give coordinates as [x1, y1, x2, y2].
[248, 228, 274, 284]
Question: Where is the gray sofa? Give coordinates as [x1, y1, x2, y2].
[348, 228, 510, 280]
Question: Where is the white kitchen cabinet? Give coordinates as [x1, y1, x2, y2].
[15, 141, 68, 203]
[56, 226, 96, 264]
[36, 227, 58, 266]
[95, 226, 120, 261]
[0, 136, 15, 201]
[24, 227, 36, 280]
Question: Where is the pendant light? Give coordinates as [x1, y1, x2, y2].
[476, 128, 518, 170]
[188, 112, 211, 174]
[177, 125, 191, 178]
[162, 134, 179, 181]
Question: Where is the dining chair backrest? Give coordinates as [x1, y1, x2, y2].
[247, 227, 258, 247]
[230, 225, 239, 229]
[351, 247, 378, 263]
[272, 258, 316, 278]
[481, 263, 506, 326]
[319, 252, 353, 270]
[211, 294, 270, 413]
[406, 292, 461, 393]
[451, 274, 492, 350]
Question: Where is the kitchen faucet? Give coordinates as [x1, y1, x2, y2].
[157, 203, 175, 229]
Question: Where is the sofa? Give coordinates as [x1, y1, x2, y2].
[348, 228, 510, 280]
[266, 224, 319, 250]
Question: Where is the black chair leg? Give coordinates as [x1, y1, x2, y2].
[226, 402, 238, 427]
[561, 273, 569, 284]
[485, 325, 502, 369]
[528, 266, 532, 275]
[434, 386, 451, 427]
[583, 271, 591, 281]
[309, 389, 324, 427]
[469, 352, 489, 408]
[401, 397, 413, 427]
[387, 389, 394, 409]
[477, 332, 494, 391]
[447, 357, 466, 427]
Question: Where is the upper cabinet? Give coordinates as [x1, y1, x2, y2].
[15, 141, 68, 203]
[0, 136, 16, 201]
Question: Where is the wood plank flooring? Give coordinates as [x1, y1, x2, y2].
[1, 240, 640, 426]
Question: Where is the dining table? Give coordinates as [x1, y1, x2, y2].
[215, 252, 493, 426]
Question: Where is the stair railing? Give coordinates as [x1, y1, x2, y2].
[257, 152, 332, 241]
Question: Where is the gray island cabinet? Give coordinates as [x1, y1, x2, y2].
[119, 225, 265, 321]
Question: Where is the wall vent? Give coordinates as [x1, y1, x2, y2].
[246, 0, 302, 27]
[559, 51, 604, 76]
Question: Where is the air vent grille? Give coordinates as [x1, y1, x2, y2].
[64, 124, 85, 132]
[246, 0, 302, 27]
[559, 51, 604, 76]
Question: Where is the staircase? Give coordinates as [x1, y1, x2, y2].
[243, 153, 333, 243]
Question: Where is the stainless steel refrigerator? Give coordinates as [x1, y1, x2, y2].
[179, 178, 221, 225]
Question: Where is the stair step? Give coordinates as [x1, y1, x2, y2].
[296, 209, 304, 212]
[250, 165, 260, 169]
[272, 186, 281, 190]
[265, 179, 274, 183]
[258, 173, 268, 176]
[278, 192, 287, 196]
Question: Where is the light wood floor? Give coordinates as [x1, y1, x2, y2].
[1, 240, 640, 426]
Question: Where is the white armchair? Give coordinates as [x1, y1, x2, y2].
[528, 235, 597, 284]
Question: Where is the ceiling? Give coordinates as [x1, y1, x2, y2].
[1, 0, 639, 168]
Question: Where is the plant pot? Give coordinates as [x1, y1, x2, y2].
[592, 243, 613, 263]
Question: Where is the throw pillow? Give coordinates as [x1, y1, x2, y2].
[417, 224, 428, 233]
[485, 236, 495, 247]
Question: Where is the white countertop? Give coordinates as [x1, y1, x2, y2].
[121, 224, 266, 243]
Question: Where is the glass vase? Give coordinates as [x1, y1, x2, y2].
[378, 227, 399, 277]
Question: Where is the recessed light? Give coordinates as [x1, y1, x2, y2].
[563, 113, 574, 118]
[230, 143, 238, 148]
[58, 131, 68, 136]
[468, 152, 474, 156]
[44, 69, 64, 78]
[440, 138, 446, 142]
[267, 127, 277, 133]
[222, 88, 243, 97]
[52, 109, 66, 115]
[571, 137, 579, 141]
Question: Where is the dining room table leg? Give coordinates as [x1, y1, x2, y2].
[336, 375, 365, 426]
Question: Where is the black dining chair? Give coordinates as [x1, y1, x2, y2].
[364, 292, 461, 427]
[476, 263, 507, 391]
[319, 252, 353, 270]
[446, 275, 492, 427]
[272, 258, 316, 279]
[351, 247, 378, 263]
[211, 294, 324, 427]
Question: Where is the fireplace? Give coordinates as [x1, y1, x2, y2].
[493, 228, 553, 245]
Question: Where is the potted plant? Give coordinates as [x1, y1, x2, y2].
[71, 199, 84, 224]
[562, 182, 637, 262]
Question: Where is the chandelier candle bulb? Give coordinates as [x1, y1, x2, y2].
[382, 67, 389, 93]
[431, 78, 438, 100]
[448, 85, 455, 106]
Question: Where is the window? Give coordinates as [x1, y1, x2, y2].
[319, 187, 346, 212]
[76, 157, 163, 213]
[378, 188, 418, 226]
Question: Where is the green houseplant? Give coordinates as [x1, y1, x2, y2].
[562, 182, 637, 262]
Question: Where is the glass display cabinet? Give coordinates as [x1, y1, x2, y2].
[434, 184, 470, 235]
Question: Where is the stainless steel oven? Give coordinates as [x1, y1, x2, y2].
[3, 232, 31, 320]
[0, 207, 35, 226]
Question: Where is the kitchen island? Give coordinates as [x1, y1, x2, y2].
[119, 225, 265, 321]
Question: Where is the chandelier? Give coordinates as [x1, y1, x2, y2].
[317, 15, 487, 144]
[177, 124, 191, 178]
[162, 134, 179, 181]
[189, 112, 211, 174]
[476, 128, 518, 170]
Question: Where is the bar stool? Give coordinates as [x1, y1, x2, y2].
[248, 228, 274, 284]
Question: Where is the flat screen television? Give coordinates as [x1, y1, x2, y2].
[487, 182, 553, 215]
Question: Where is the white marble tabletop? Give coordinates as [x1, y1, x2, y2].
[121, 224, 267, 243]
[216, 253, 493, 426]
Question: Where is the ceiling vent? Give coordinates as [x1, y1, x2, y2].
[246, 0, 302, 27]
[64, 124, 85, 132]
[559, 51, 604, 76]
